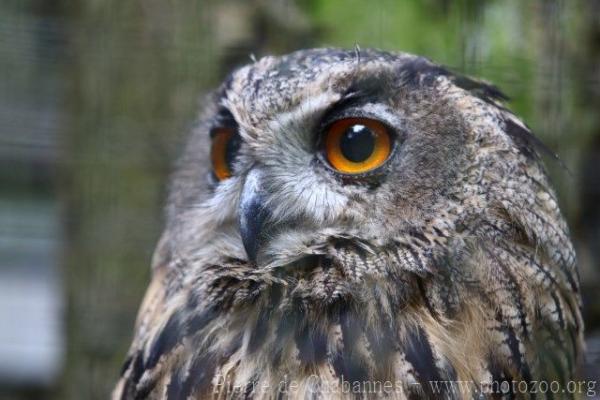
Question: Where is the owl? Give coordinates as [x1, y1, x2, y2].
[113, 49, 583, 399]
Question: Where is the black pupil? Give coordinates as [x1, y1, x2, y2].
[225, 134, 241, 169]
[339, 124, 376, 162]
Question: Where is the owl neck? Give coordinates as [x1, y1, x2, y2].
[173, 258, 467, 399]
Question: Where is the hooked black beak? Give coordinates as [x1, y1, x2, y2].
[239, 169, 270, 264]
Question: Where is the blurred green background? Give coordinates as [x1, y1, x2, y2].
[0, 0, 598, 399]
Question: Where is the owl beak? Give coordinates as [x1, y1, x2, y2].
[239, 169, 270, 264]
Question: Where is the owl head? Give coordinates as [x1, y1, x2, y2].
[165, 48, 572, 293]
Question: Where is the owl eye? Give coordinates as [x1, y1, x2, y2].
[323, 117, 392, 174]
[211, 127, 241, 181]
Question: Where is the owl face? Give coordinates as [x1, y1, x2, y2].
[169, 49, 470, 272]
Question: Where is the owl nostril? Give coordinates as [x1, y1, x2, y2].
[239, 169, 270, 264]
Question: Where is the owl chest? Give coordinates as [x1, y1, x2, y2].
[204, 292, 420, 399]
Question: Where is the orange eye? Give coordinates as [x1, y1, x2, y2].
[323, 118, 392, 174]
[211, 127, 240, 181]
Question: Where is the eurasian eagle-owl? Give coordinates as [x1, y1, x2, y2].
[114, 48, 583, 399]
